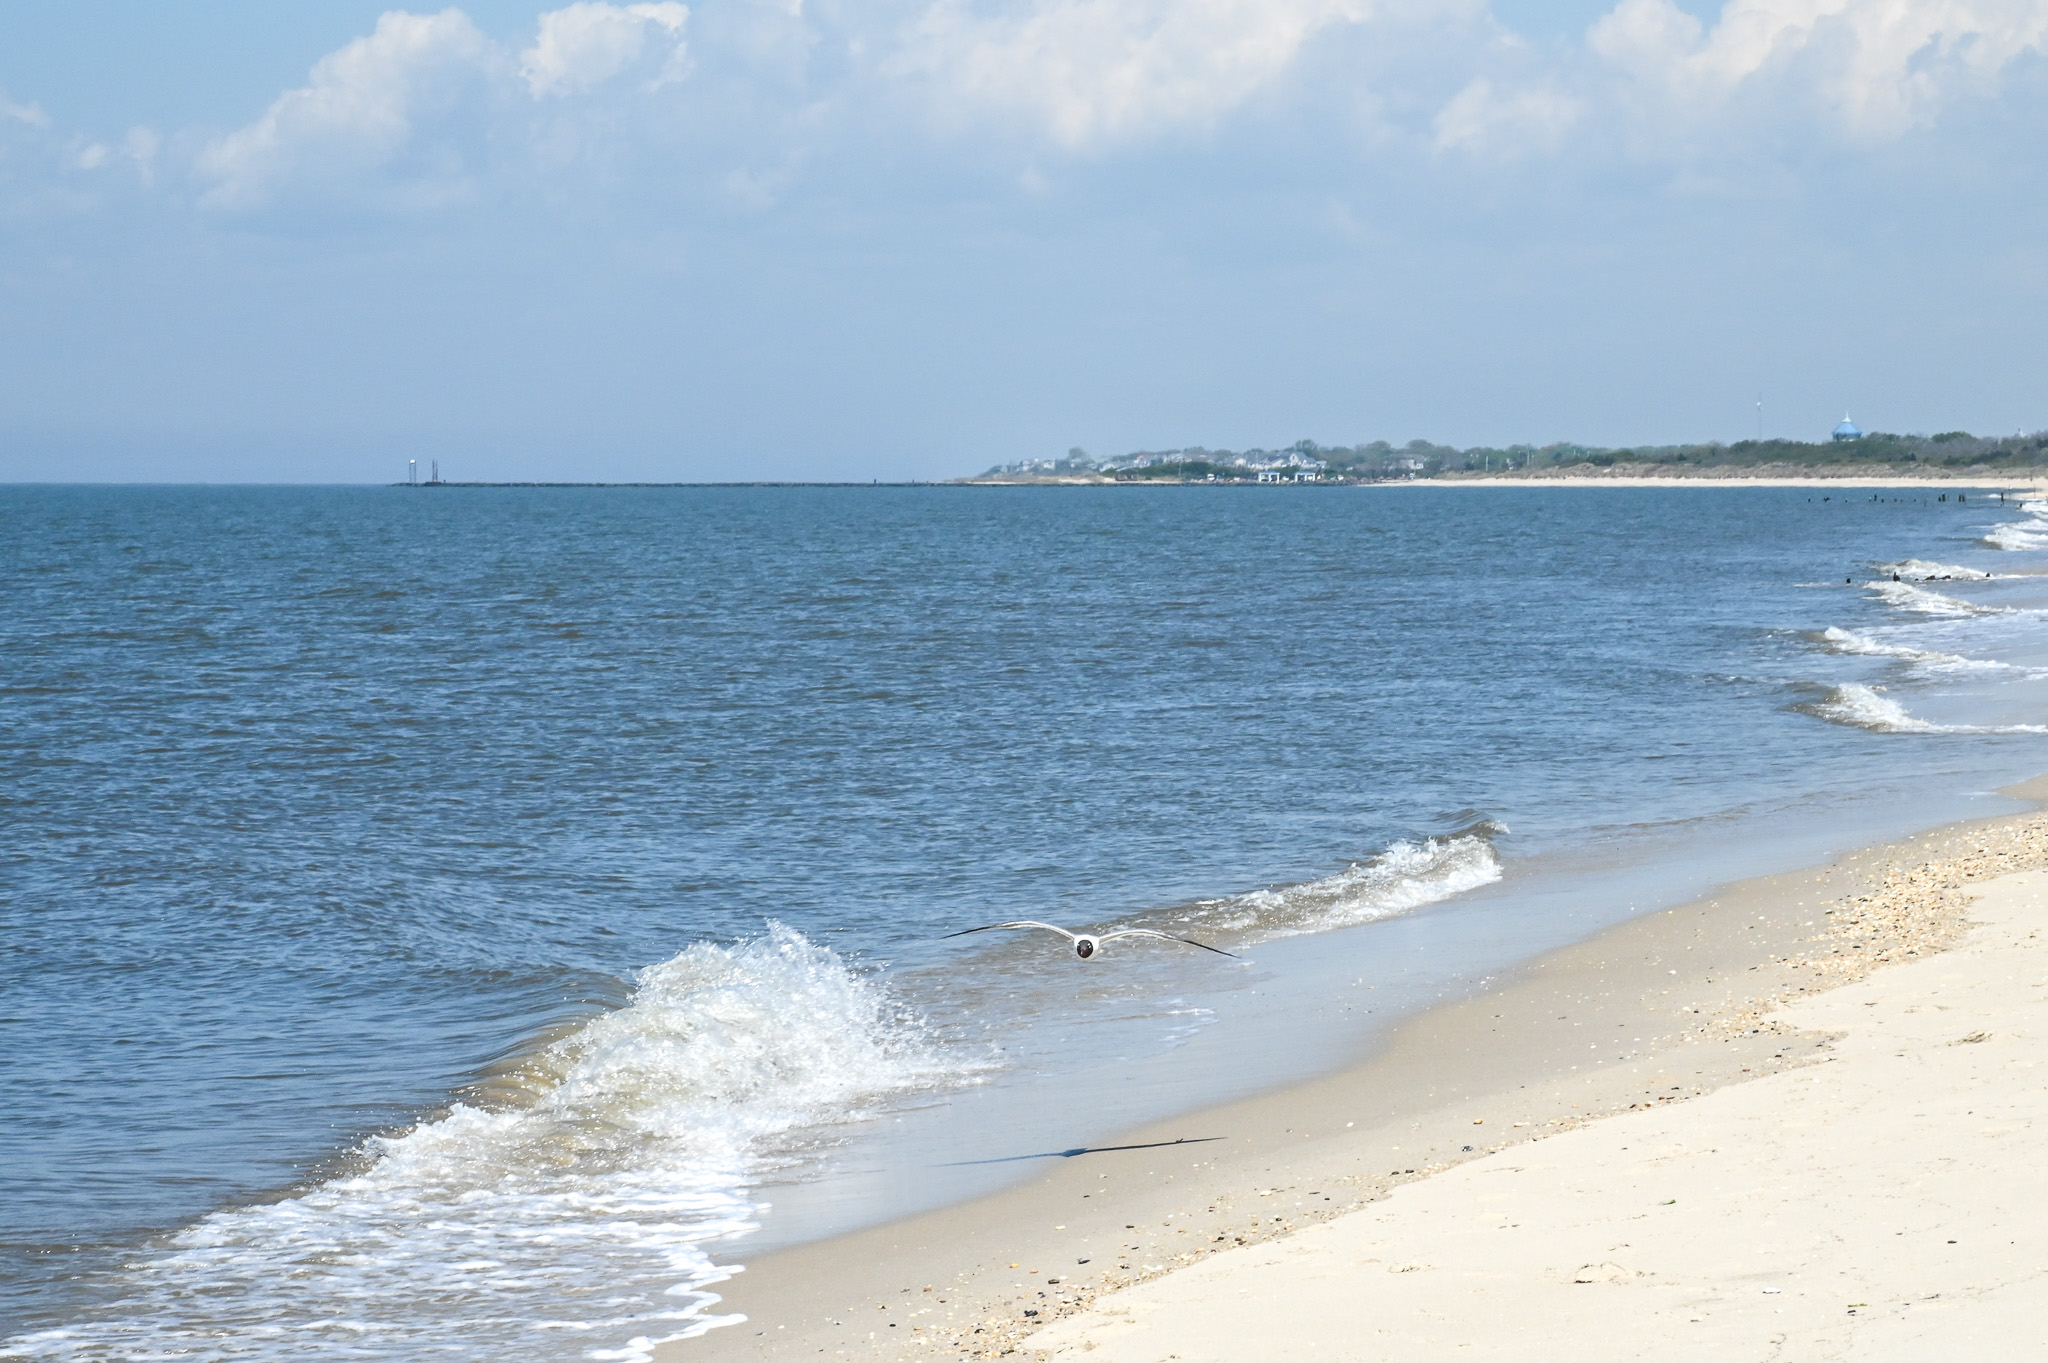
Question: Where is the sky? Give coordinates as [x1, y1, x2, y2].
[1, 0, 2045, 482]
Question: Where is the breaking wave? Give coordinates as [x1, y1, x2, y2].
[1173, 828, 1505, 941]
[1984, 501, 2048, 551]
[5, 927, 964, 1363]
[1802, 683, 2048, 735]
[1875, 560, 1993, 581]
[1866, 580, 2008, 616]
[1816, 627, 2013, 673]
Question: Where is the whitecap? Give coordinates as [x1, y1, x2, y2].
[1803, 683, 2048, 735]
[5, 927, 967, 1363]
[1817, 627, 2013, 673]
[1865, 581, 2007, 617]
[1984, 501, 2048, 551]
[1875, 559, 1993, 581]
[1177, 831, 1504, 940]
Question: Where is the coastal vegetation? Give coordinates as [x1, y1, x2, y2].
[971, 430, 2048, 482]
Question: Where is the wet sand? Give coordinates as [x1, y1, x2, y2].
[666, 782, 2048, 1362]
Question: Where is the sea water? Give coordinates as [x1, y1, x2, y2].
[5, 483, 2047, 1359]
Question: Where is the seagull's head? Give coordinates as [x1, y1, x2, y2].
[1073, 936, 1099, 960]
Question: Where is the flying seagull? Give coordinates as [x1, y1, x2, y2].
[943, 920, 1237, 960]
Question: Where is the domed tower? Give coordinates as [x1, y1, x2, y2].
[1832, 414, 1863, 442]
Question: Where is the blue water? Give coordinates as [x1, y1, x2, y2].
[6, 484, 2047, 1358]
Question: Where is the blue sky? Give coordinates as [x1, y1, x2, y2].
[2, 0, 2044, 481]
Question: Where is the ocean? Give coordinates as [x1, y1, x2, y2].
[6, 482, 2048, 1359]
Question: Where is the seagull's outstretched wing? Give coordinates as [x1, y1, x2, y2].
[1100, 928, 1239, 958]
[943, 920, 1081, 943]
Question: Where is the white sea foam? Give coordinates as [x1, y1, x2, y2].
[1865, 580, 2007, 616]
[1806, 683, 2048, 735]
[6, 927, 963, 1363]
[1984, 501, 2048, 550]
[1876, 559, 1993, 581]
[1181, 832, 1504, 940]
[1817, 627, 2012, 673]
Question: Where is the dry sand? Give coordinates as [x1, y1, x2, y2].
[1035, 864, 2048, 1361]
[669, 797, 2048, 1362]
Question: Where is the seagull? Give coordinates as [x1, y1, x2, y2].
[943, 920, 1237, 960]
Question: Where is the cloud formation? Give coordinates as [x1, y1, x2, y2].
[1591, 0, 2048, 138]
[197, 10, 496, 209]
[521, 2, 690, 96]
[892, 0, 1378, 147]
[193, 4, 693, 210]
[9, 0, 2047, 218]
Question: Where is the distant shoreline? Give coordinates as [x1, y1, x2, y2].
[960, 469, 2048, 489]
[391, 480, 942, 488]
[381, 471, 2048, 490]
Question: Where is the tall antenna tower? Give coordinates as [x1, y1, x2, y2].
[1756, 392, 1763, 441]
[431, 459, 440, 484]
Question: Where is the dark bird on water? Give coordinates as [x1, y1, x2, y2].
[943, 920, 1237, 959]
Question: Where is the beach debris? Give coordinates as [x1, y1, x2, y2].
[1573, 1263, 1638, 1284]
[943, 920, 1238, 959]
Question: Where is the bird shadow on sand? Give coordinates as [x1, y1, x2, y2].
[938, 1136, 1224, 1167]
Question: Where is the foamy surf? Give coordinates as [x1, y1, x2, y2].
[1174, 830, 1505, 941]
[1865, 580, 2007, 616]
[1817, 627, 2013, 673]
[4, 927, 965, 1363]
[1875, 560, 1993, 581]
[1984, 502, 2048, 551]
[1802, 683, 2048, 735]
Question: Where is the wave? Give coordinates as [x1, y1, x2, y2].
[1802, 683, 2048, 735]
[1174, 829, 1505, 941]
[1984, 501, 2048, 551]
[5, 927, 963, 1363]
[1816, 626, 2013, 673]
[1875, 559, 1993, 581]
[1865, 580, 2008, 617]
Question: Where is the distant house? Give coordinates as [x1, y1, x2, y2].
[1256, 469, 1283, 482]
[1833, 415, 1863, 442]
[1294, 470, 1319, 482]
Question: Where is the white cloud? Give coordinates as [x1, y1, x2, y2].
[194, 4, 694, 211]
[1589, 0, 2048, 136]
[121, 0, 2048, 220]
[3, 98, 49, 129]
[1433, 77, 1583, 152]
[892, 0, 1378, 147]
[520, 2, 690, 96]
[197, 9, 494, 209]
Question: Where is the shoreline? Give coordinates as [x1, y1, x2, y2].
[960, 474, 2048, 489]
[668, 776, 2048, 1361]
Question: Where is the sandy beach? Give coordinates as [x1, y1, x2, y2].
[671, 787, 2048, 1362]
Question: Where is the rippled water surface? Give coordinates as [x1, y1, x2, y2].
[6, 484, 2047, 1357]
